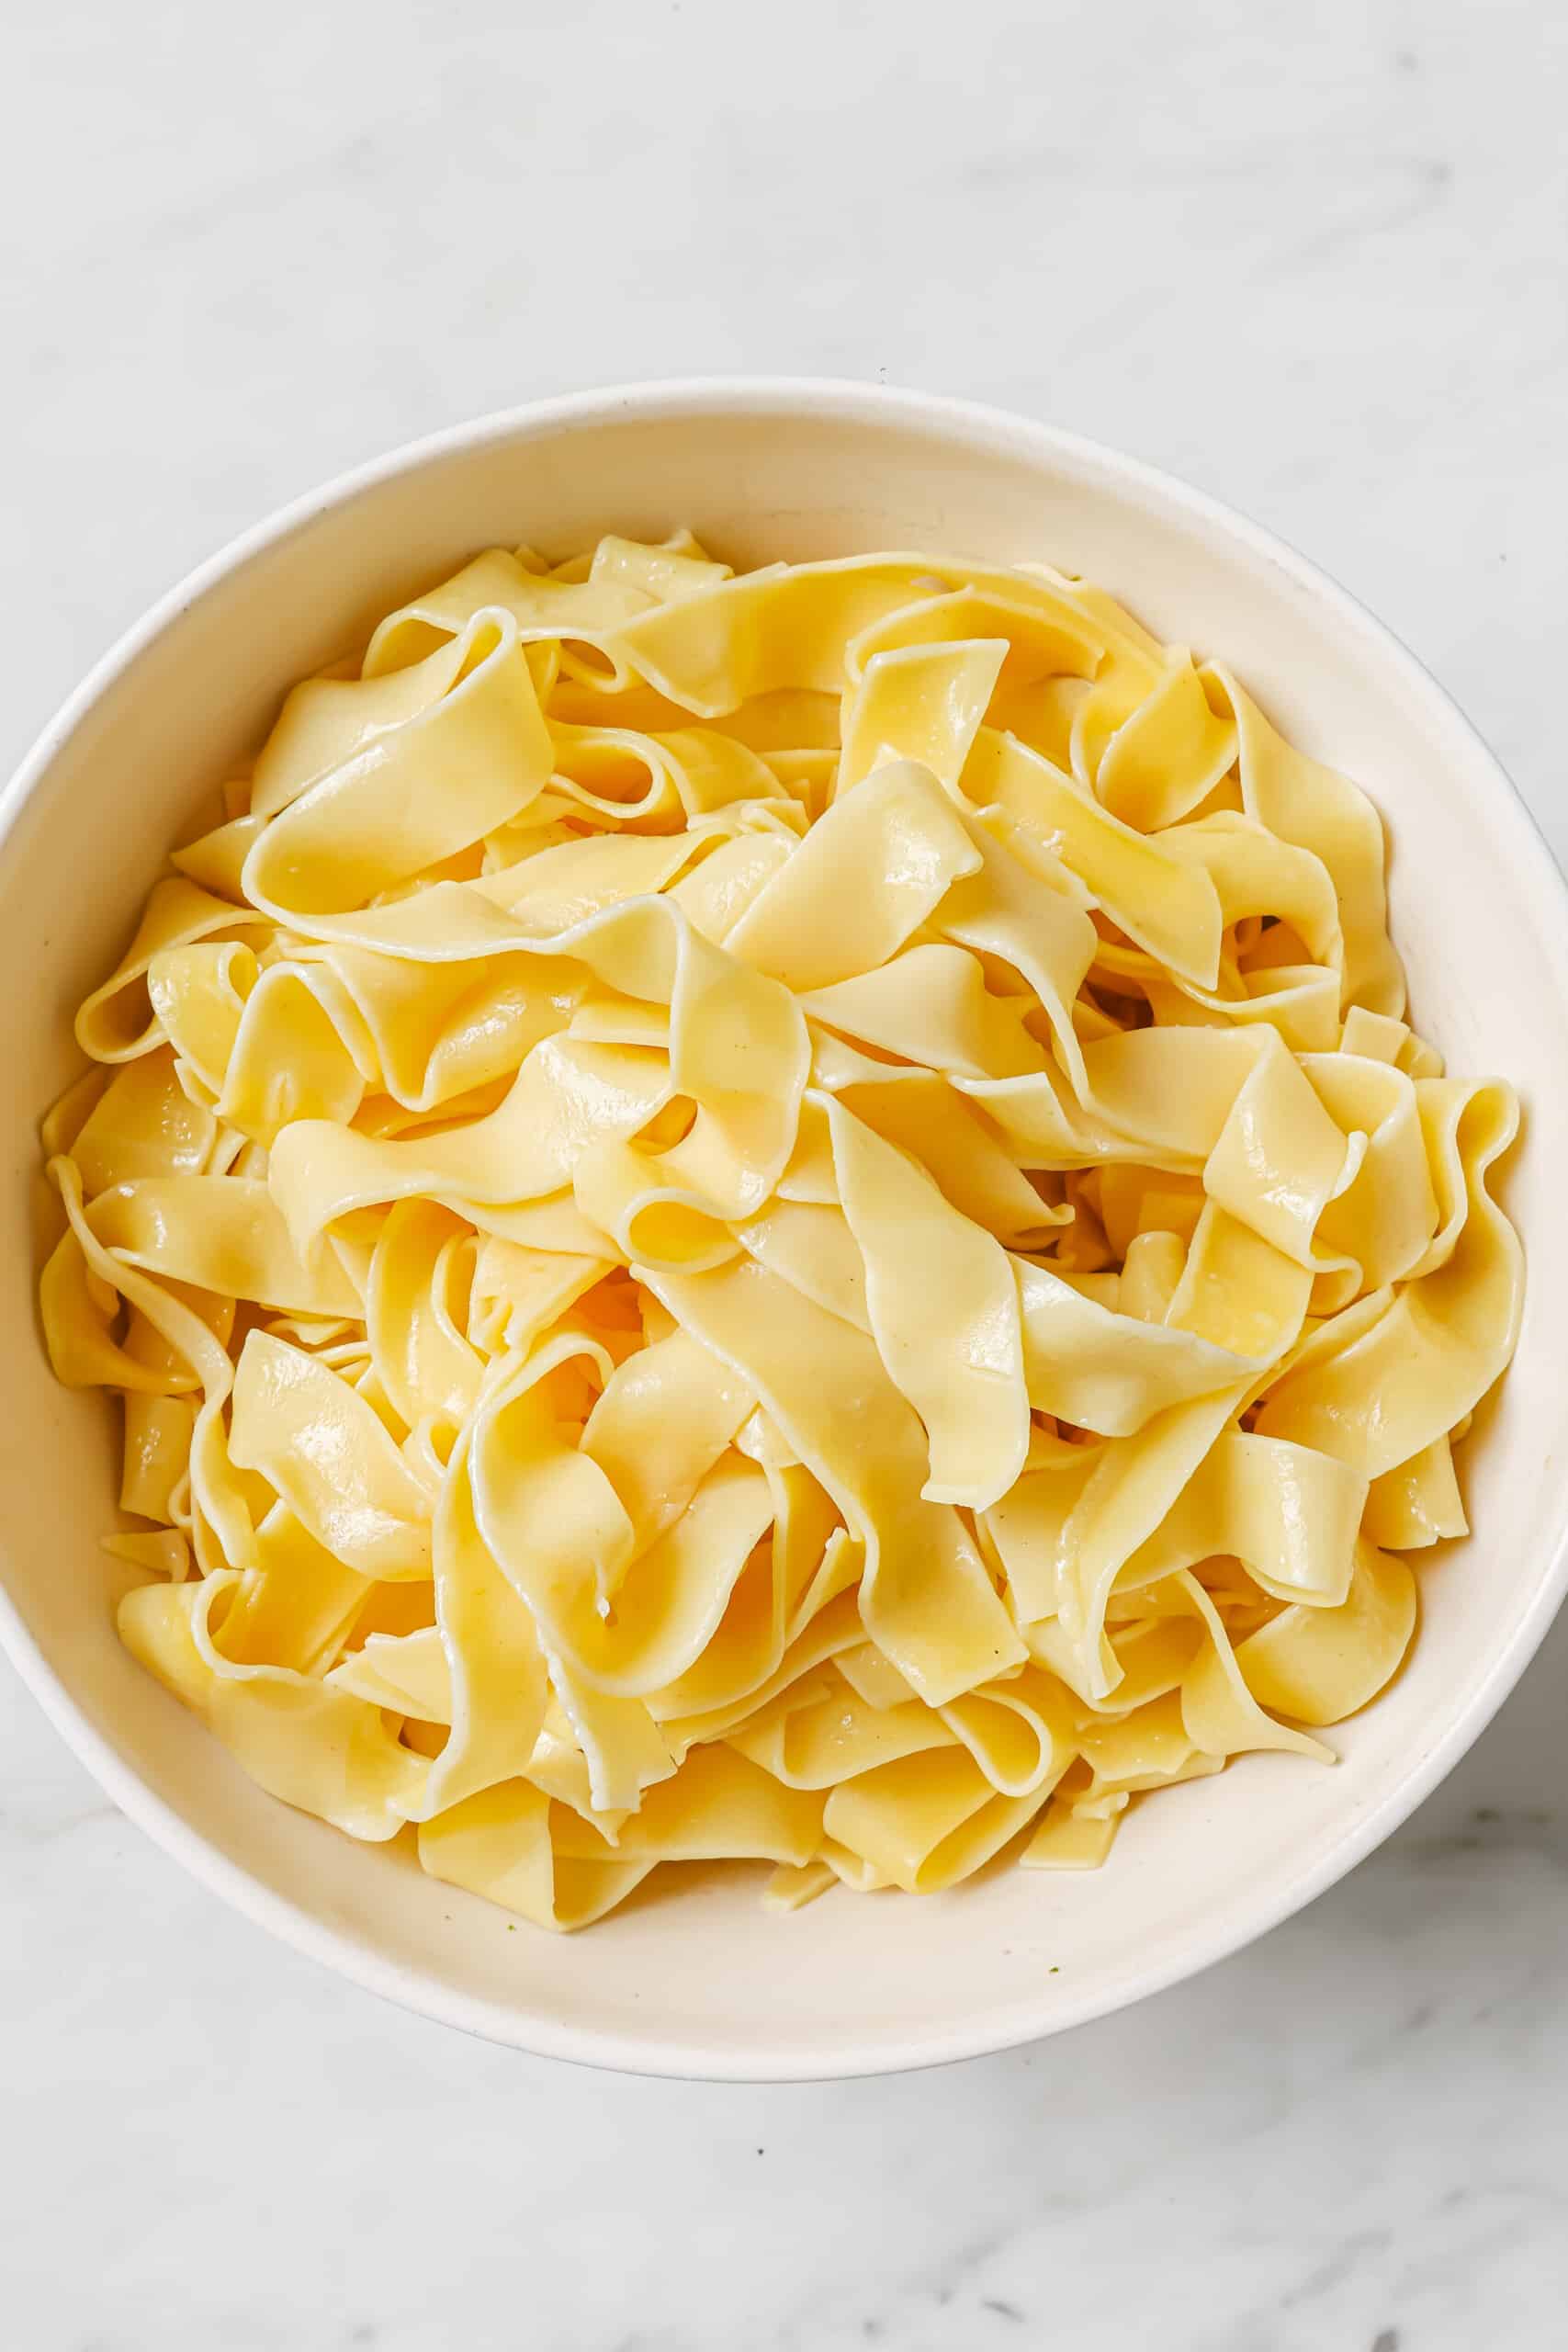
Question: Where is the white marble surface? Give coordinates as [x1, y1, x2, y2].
[4, 3, 1567, 2345]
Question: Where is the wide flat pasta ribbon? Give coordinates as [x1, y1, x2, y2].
[641, 1255, 1026, 1705]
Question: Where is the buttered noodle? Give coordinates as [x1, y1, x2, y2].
[39, 533, 1522, 1928]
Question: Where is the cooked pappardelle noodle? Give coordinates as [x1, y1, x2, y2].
[39, 531, 1523, 1930]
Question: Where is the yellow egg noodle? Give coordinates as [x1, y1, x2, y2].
[38, 532, 1523, 1931]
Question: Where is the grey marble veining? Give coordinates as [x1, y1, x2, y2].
[3, 3, 1566, 2345]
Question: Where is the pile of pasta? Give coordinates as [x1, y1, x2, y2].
[39, 534, 1523, 1930]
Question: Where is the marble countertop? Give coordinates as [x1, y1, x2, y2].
[4, 4, 1566, 2345]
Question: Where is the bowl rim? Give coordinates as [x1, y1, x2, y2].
[5, 374, 1568, 2081]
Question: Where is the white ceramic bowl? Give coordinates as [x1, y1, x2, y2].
[4, 381, 1565, 2081]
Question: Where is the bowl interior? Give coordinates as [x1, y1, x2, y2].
[4, 386, 1566, 2077]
